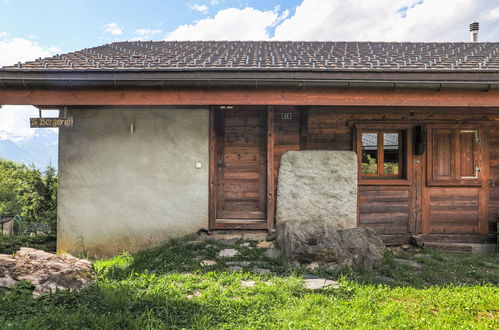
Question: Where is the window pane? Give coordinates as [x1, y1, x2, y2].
[362, 133, 378, 175]
[383, 133, 400, 175]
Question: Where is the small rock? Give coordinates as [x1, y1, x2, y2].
[264, 249, 282, 259]
[218, 239, 240, 246]
[226, 261, 251, 266]
[303, 278, 340, 290]
[240, 242, 251, 247]
[401, 244, 411, 251]
[192, 256, 203, 261]
[218, 249, 239, 258]
[374, 275, 395, 283]
[242, 232, 269, 241]
[256, 241, 274, 249]
[200, 260, 217, 266]
[186, 291, 202, 299]
[227, 265, 243, 272]
[252, 267, 271, 274]
[394, 258, 423, 268]
[414, 254, 429, 259]
[306, 262, 320, 270]
[264, 281, 274, 285]
[0, 275, 17, 288]
[292, 261, 301, 268]
[325, 263, 340, 272]
[240, 280, 255, 287]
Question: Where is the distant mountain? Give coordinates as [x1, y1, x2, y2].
[0, 129, 58, 170]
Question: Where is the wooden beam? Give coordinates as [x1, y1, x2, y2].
[208, 107, 217, 230]
[299, 106, 308, 150]
[2, 88, 499, 107]
[267, 106, 275, 231]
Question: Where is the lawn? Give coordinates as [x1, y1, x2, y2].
[0, 235, 498, 329]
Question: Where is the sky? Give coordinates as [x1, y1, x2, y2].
[1, 0, 499, 141]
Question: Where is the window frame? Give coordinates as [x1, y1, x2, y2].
[354, 123, 413, 186]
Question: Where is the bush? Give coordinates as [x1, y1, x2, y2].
[0, 235, 56, 254]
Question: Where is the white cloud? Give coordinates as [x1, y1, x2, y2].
[0, 38, 60, 140]
[188, 4, 209, 14]
[273, 0, 499, 42]
[0, 37, 60, 67]
[0, 32, 8, 38]
[166, 7, 281, 40]
[486, 6, 499, 20]
[104, 22, 123, 35]
[164, 1, 499, 42]
[0, 106, 58, 141]
[132, 28, 163, 40]
[210, 0, 219, 5]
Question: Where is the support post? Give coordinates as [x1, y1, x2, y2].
[267, 106, 275, 231]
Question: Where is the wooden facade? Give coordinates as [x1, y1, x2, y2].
[2, 40, 499, 251]
[209, 105, 498, 245]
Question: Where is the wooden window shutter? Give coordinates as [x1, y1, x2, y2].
[427, 127, 482, 186]
[432, 129, 455, 181]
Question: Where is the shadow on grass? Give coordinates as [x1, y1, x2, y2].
[94, 235, 303, 281]
[94, 235, 499, 289]
[1, 268, 330, 329]
[1, 235, 497, 329]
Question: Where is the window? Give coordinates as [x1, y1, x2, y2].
[355, 124, 411, 184]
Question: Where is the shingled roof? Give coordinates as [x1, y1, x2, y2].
[2, 41, 499, 72]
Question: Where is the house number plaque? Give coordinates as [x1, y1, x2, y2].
[280, 112, 293, 120]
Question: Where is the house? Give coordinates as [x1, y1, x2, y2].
[1, 40, 498, 256]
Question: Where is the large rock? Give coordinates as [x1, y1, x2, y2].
[276, 219, 386, 269]
[276, 151, 357, 230]
[0, 247, 96, 297]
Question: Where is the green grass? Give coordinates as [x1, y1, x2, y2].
[0, 234, 56, 254]
[0, 235, 497, 329]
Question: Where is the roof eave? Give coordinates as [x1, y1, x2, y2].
[0, 70, 498, 91]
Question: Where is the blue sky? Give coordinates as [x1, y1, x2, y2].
[0, 0, 301, 53]
[1, 0, 499, 144]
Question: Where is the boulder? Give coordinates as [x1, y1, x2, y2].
[276, 219, 385, 269]
[0, 247, 96, 297]
[276, 151, 357, 230]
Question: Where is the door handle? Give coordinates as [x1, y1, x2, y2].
[462, 166, 480, 179]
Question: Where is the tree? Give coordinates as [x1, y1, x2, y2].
[0, 158, 58, 234]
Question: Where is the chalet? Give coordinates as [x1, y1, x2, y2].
[1, 40, 498, 256]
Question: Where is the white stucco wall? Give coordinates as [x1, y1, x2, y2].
[57, 108, 209, 257]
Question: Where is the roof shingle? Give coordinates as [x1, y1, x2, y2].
[2, 41, 499, 72]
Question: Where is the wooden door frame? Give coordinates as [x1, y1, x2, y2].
[209, 106, 275, 230]
[422, 124, 489, 235]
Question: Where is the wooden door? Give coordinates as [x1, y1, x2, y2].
[213, 108, 267, 226]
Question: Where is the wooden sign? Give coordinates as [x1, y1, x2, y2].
[30, 117, 73, 128]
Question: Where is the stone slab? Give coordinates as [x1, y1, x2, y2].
[276, 150, 357, 230]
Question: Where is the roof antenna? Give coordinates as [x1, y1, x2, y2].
[470, 22, 479, 42]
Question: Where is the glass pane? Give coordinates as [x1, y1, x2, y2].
[383, 133, 400, 175]
[361, 133, 378, 175]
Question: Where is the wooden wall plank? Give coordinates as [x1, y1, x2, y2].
[305, 108, 495, 237]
